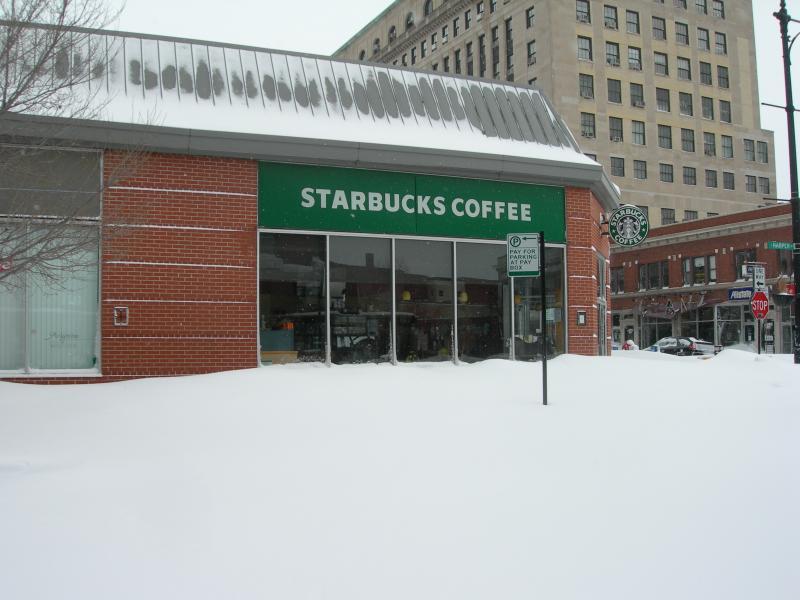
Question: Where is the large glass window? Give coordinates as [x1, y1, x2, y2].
[395, 239, 454, 362]
[329, 236, 392, 364]
[259, 233, 326, 363]
[0, 239, 98, 371]
[259, 233, 568, 364]
[0, 146, 101, 374]
[456, 243, 511, 362]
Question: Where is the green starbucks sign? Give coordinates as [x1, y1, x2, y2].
[608, 204, 649, 247]
[259, 162, 566, 243]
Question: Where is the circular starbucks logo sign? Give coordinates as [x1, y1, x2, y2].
[608, 205, 649, 247]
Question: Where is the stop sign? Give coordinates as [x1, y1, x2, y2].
[751, 290, 769, 319]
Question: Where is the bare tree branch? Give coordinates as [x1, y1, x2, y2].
[0, 2, 141, 290]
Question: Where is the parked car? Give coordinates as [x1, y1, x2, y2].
[646, 336, 716, 356]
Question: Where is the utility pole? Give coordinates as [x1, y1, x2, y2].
[774, 0, 800, 364]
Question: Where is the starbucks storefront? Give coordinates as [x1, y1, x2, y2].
[258, 162, 568, 365]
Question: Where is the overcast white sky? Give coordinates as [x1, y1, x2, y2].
[115, 0, 798, 199]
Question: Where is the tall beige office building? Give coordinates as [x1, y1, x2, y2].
[335, 0, 776, 226]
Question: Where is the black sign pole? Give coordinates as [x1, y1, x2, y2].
[758, 317, 762, 355]
[540, 230, 548, 406]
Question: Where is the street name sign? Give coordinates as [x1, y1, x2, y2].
[751, 290, 769, 319]
[766, 241, 794, 251]
[507, 233, 540, 277]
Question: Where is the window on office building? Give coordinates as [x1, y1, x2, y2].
[735, 249, 757, 281]
[527, 40, 536, 65]
[676, 22, 689, 45]
[606, 42, 620, 66]
[626, 10, 640, 34]
[681, 128, 695, 152]
[660, 163, 674, 183]
[581, 112, 596, 138]
[492, 26, 500, 76]
[658, 124, 672, 149]
[703, 132, 716, 156]
[656, 87, 670, 111]
[715, 32, 727, 54]
[758, 177, 771, 194]
[744, 139, 755, 161]
[757, 141, 769, 163]
[745, 175, 757, 193]
[604, 5, 618, 29]
[611, 267, 625, 294]
[634, 160, 647, 179]
[609, 116, 623, 141]
[607, 78, 622, 103]
[698, 27, 710, 50]
[723, 171, 735, 190]
[526, 5, 534, 27]
[652, 16, 666, 40]
[504, 18, 514, 77]
[679, 92, 693, 116]
[700, 61, 712, 84]
[465, 9, 472, 29]
[630, 82, 644, 106]
[639, 261, 670, 290]
[717, 65, 729, 88]
[628, 46, 642, 70]
[683, 167, 697, 186]
[696, 0, 707, 14]
[705, 169, 718, 188]
[677, 56, 691, 80]
[579, 73, 594, 98]
[713, 0, 725, 18]
[611, 157, 625, 177]
[455, 49, 462, 74]
[661, 208, 676, 225]
[682, 255, 710, 285]
[577, 0, 591, 22]
[632, 120, 646, 145]
[479, 34, 486, 76]
[684, 210, 698, 221]
[702, 96, 714, 119]
[721, 135, 733, 158]
[654, 52, 669, 75]
[720, 100, 731, 123]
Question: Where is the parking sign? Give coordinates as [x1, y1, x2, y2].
[507, 233, 540, 277]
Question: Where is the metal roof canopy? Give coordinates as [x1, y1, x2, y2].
[0, 24, 620, 211]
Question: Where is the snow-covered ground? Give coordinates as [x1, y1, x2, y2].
[1, 350, 798, 600]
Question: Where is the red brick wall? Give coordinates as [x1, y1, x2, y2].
[97, 151, 259, 379]
[566, 187, 611, 356]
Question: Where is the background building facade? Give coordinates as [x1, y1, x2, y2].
[336, 0, 777, 226]
[610, 204, 795, 351]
